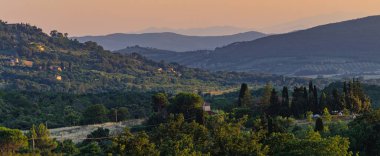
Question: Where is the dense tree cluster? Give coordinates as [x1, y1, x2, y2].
[261, 80, 371, 118]
[0, 90, 153, 129]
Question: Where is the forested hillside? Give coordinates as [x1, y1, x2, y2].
[0, 21, 305, 93]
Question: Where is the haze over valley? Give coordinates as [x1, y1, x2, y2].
[116, 16, 380, 79]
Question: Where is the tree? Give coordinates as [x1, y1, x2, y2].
[84, 128, 112, 153]
[268, 88, 280, 116]
[113, 128, 159, 156]
[29, 124, 57, 154]
[315, 118, 324, 132]
[332, 89, 345, 111]
[109, 107, 129, 122]
[267, 131, 352, 156]
[170, 93, 204, 123]
[260, 83, 273, 107]
[125, 132, 160, 156]
[64, 106, 81, 126]
[149, 114, 209, 155]
[206, 114, 269, 155]
[117, 107, 129, 121]
[318, 92, 328, 114]
[84, 128, 110, 144]
[238, 83, 253, 107]
[281, 86, 290, 116]
[152, 93, 169, 112]
[0, 126, 28, 153]
[312, 86, 318, 113]
[80, 142, 102, 155]
[322, 108, 332, 122]
[347, 109, 380, 155]
[54, 140, 79, 155]
[83, 104, 109, 124]
[291, 87, 308, 118]
[306, 111, 313, 122]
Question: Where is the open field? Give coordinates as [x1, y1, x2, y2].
[24, 119, 145, 143]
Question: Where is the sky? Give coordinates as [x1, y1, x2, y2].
[0, 0, 379, 36]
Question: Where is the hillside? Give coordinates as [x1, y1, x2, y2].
[0, 21, 304, 93]
[123, 16, 380, 77]
[72, 31, 266, 51]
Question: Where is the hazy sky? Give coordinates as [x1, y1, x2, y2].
[1, 0, 379, 36]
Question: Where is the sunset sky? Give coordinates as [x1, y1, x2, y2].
[1, 0, 379, 36]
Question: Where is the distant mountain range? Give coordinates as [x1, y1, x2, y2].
[133, 26, 254, 36]
[116, 16, 380, 78]
[72, 31, 266, 52]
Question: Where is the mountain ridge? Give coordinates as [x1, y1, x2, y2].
[72, 31, 266, 52]
[117, 15, 380, 77]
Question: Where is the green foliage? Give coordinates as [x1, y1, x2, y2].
[323, 80, 371, 113]
[54, 140, 79, 155]
[80, 142, 102, 155]
[323, 108, 332, 122]
[306, 111, 313, 122]
[268, 88, 281, 116]
[151, 114, 209, 155]
[0, 90, 153, 129]
[0, 126, 28, 153]
[267, 131, 352, 156]
[291, 87, 308, 118]
[270, 116, 296, 133]
[29, 123, 57, 154]
[260, 83, 273, 107]
[64, 106, 81, 126]
[347, 109, 380, 155]
[152, 93, 169, 112]
[238, 83, 253, 107]
[170, 93, 204, 123]
[82, 104, 109, 124]
[113, 128, 160, 156]
[315, 118, 324, 132]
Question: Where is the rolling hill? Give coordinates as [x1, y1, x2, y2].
[119, 16, 380, 77]
[0, 21, 302, 93]
[72, 31, 266, 52]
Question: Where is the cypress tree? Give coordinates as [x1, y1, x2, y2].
[315, 118, 324, 132]
[303, 87, 309, 112]
[238, 83, 252, 107]
[291, 87, 308, 117]
[268, 88, 280, 116]
[281, 86, 290, 116]
[319, 92, 327, 114]
[308, 81, 313, 94]
[268, 117, 274, 134]
[261, 83, 273, 107]
[308, 81, 313, 112]
[313, 86, 318, 113]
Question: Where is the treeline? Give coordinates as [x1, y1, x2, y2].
[236, 79, 371, 118]
[0, 91, 154, 129]
[2, 90, 380, 155]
